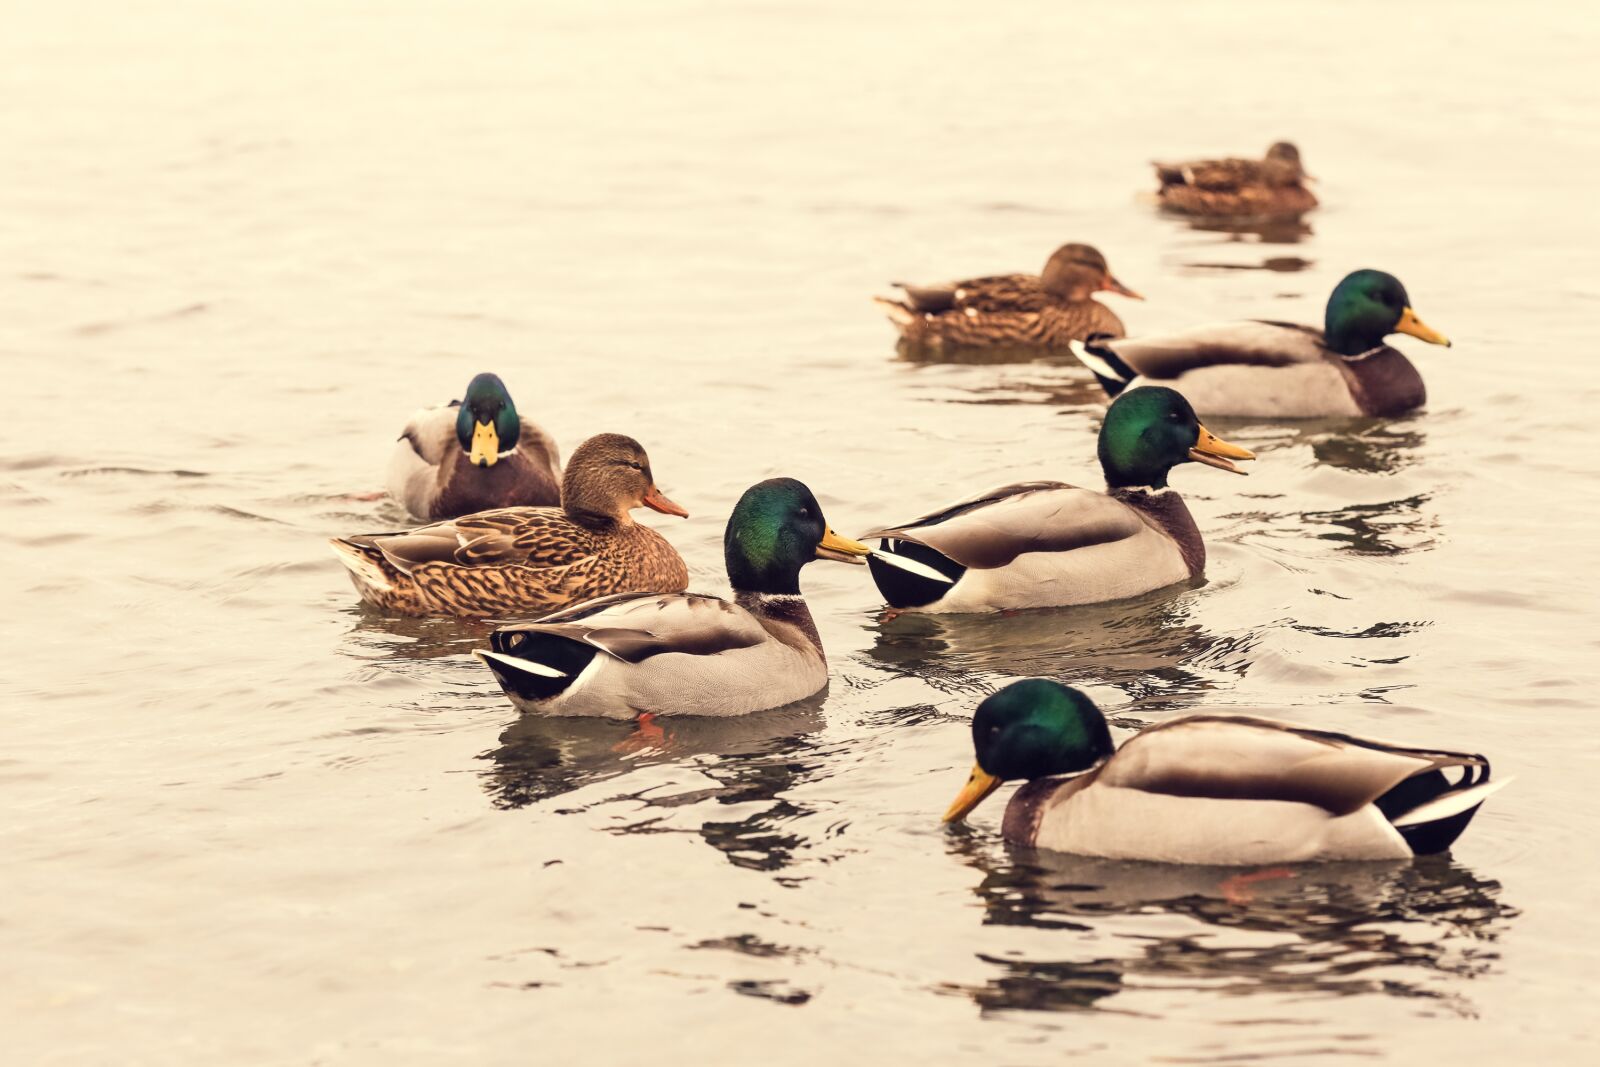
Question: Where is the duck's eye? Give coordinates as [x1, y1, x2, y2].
[796, 506, 811, 519]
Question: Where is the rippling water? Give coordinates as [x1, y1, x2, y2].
[6, 1, 1599, 1062]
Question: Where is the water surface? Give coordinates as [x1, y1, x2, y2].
[5, 1, 1599, 1062]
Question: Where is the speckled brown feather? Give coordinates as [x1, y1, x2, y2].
[334, 510, 687, 618]
[1154, 146, 1317, 219]
[878, 298, 1127, 357]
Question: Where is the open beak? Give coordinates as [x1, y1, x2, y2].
[469, 421, 500, 467]
[1188, 424, 1255, 474]
[816, 528, 872, 564]
[1395, 306, 1451, 347]
[943, 763, 1004, 823]
[641, 485, 689, 518]
[1101, 274, 1144, 301]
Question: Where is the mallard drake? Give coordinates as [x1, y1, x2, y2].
[861, 386, 1253, 613]
[387, 372, 563, 520]
[474, 477, 885, 718]
[1070, 270, 1451, 418]
[944, 679, 1509, 864]
[1153, 141, 1318, 219]
[874, 243, 1141, 356]
[331, 433, 688, 618]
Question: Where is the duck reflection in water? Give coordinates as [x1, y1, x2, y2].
[866, 590, 1255, 700]
[1169, 213, 1314, 245]
[942, 834, 1515, 1017]
[481, 697, 827, 873]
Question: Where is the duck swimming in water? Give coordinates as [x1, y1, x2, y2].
[1153, 141, 1317, 219]
[1070, 269, 1450, 418]
[862, 386, 1253, 613]
[387, 372, 562, 521]
[475, 478, 881, 717]
[332, 433, 688, 618]
[944, 679, 1509, 865]
[875, 243, 1141, 358]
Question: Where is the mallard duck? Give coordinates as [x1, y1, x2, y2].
[1153, 141, 1317, 219]
[861, 386, 1253, 613]
[387, 372, 563, 520]
[944, 679, 1509, 864]
[473, 477, 886, 717]
[331, 433, 688, 618]
[874, 243, 1141, 356]
[1070, 269, 1451, 418]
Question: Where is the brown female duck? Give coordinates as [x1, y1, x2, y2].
[332, 433, 688, 618]
[874, 243, 1141, 357]
[1153, 141, 1317, 219]
[387, 372, 563, 521]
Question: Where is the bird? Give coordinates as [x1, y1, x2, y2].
[1153, 141, 1317, 219]
[474, 477, 923, 717]
[330, 433, 688, 618]
[874, 243, 1141, 357]
[943, 679, 1510, 864]
[1069, 269, 1451, 418]
[385, 372, 563, 521]
[861, 386, 1253, 613]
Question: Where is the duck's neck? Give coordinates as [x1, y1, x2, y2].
[1110, 485, 1205, 577]
[735, 590, 824, 658]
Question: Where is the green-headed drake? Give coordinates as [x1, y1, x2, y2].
[1071, 269, 1451, 418]
[475, 478, 879, 717]
[387, 372, 563, 521]
[874, 243, 1142, 357]
[944, 679, 1509, 864]
[334, 433, 688, 618]
[1153, 141, 1318, 219]
[862, 387, 1253, 613]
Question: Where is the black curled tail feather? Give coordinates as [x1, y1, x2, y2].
[867, 539, 965, 609]
[1070, 333, 1137, 398]
[484, 627, 597, 703]
[1375, 755, 1493, 856]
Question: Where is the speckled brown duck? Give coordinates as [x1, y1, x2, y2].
[332, 433, 688, 618]
[861, 387, 1253, 613]
[387, 372, 563, 521]
[1153, 141, 1317, 219]
[874, 243, 1142, 358]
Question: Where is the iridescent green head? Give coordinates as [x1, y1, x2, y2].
[455, 373, 522, 467]
[943, 679, 1115, 822]
[1096, 386, 1254, 489]
[723, 478, 871, 595]
[1323, 269, 1452, 356]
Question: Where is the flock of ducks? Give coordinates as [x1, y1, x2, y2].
[331, 143, 1507, 867]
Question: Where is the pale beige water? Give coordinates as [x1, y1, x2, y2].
[4, 1, 1599, 1062]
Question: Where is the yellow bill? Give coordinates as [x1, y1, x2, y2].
[943, 763, 1004, 823]
[469, 421, 500, 467]
[816, 528, 872, 564]
[1188, 425, 1255, 474]
[1395, 306, 1451, 347]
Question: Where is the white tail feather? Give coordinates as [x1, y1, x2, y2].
[328, 540, 392, 590]
[1068, 339, 1125, 384]
[1393, 777, 1512, 828]
[474, 649, 568, 679]
[870, 549, 955, 584]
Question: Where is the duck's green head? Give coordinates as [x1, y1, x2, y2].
[944, 679, 1115, 823]
[1323, 269, 1451, 356]
[1096, 386, 1254, 489]
[455, 373, 522, 467]
[724, 478, 871, 595]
